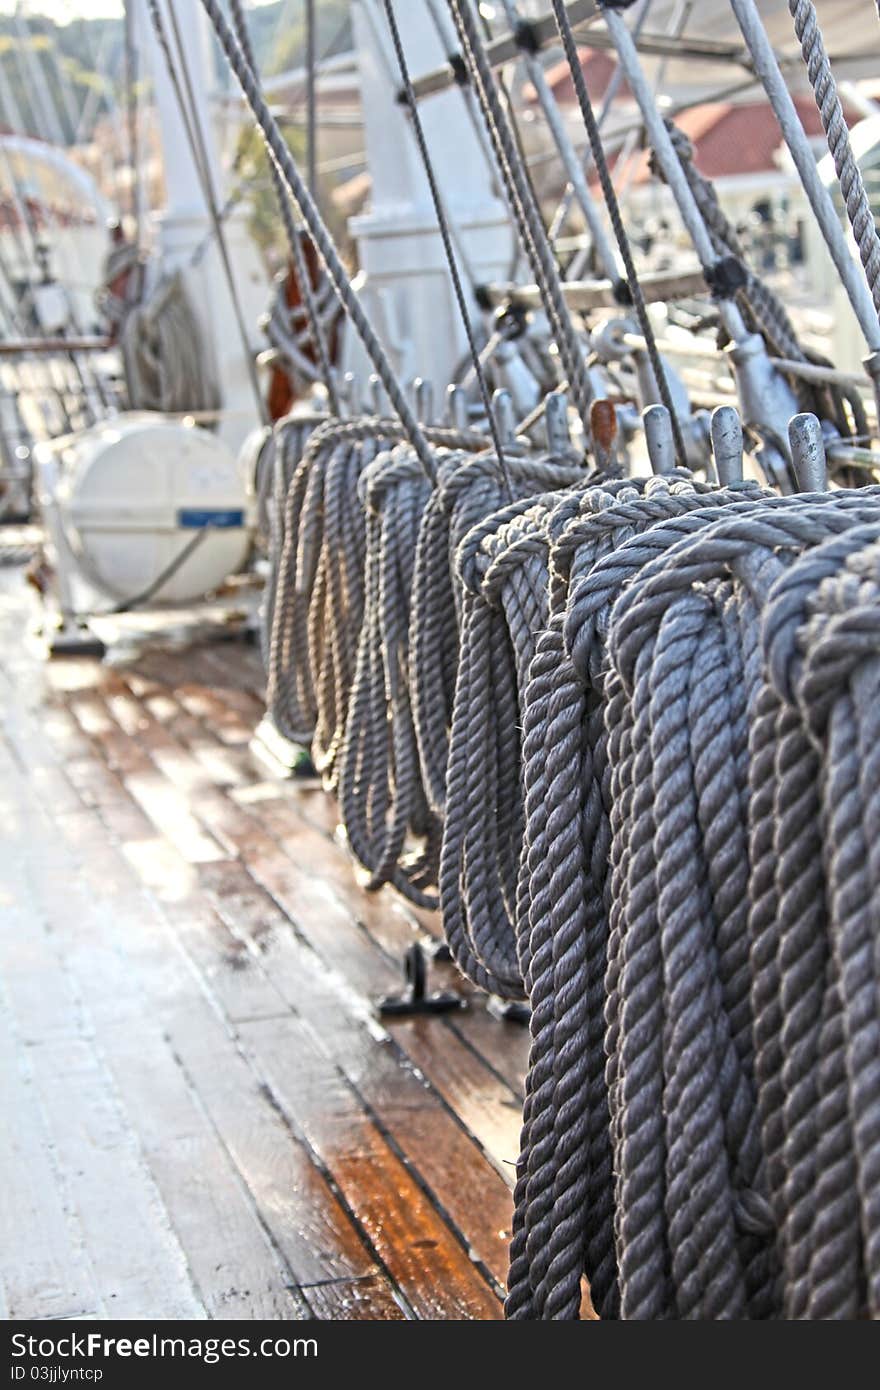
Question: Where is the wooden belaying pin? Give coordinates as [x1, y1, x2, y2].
[711, 405, 744, 485]
[545, 391, 572, 456]
[788, 412, 828, 492]
[591, 398, 618, 474]
[643, 403, 677, 475]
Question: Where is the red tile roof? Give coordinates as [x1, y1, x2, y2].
[529, 46, 857, 183]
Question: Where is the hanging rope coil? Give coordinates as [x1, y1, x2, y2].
[337, 441, 444, 905]
[502, 488, 880, 1319]
[119, 269, 221, 415]
[340, 442, 585, 907]
[256, 411, 324, 669]
[266, 417, 483, 775]
[440, 485, 591, 997]
[411, 449, 585, 818]
[507, 475, 767, 1321]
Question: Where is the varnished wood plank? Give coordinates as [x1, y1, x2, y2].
[0, 567, 528, 1321]
[388, 1019, 523, 1180]
[164, 1002, 402, 1310]
[5, 768, 393, 1318]
[241, 1015, 503, 1320]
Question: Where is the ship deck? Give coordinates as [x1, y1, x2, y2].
[0, 548, 529, 1321]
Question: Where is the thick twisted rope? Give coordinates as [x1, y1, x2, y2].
[505, 486, 880, 1318]
[593, 492, 880, 1318]
[507, 475, 766, 1320]
[340, 446, 585, 908]
[787, 0, 880, 321]
[257, 411, 324, 670]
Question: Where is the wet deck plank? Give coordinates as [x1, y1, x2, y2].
[0, 568, 525, 1320]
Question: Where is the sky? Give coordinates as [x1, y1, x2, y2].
[0, 0, 281, 22]
[0, 1, 124, 17]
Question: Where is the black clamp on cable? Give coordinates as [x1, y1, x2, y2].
[495, 302, 529, 339]
[704, 255, 749, 300]
[513, 19, 541, 55]
[474, 283, 496, 312]
[612, 278, 633, 307]
[448, 51, 470, 86]
[599, 0, 640, 9]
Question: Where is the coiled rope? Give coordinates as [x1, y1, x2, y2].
[507, 474, 767, 1320]
[339, 439, 587, 907]
[503, 487, 880, 1318]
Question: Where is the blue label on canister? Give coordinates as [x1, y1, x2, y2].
[177, 508, 245, 529]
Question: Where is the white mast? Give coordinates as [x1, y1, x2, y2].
[142, 0, 267, 447]
[344, 0, 513, 395]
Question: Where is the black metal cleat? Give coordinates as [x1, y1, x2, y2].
[486, 994, 531, 1026]
[378, 942, 466, 1018]
[423, 937, 452, 963]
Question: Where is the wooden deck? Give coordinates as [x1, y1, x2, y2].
[0, 558, 529, 1321]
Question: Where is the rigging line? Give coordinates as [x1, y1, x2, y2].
[610, 0, 693, 209]
[787, 0, 880, 321]
[305, 0, 318, 197]
[359, 0, 479, 290]
[198, 0, 437, 483]
[549, 0, 688, 467]
[147, 0, 267, 424]
[382, 0, 514, 497]
[498, 0, 621, 289]
[123, 0, 142, 246]
[226, 0, 340, 415]
[424, 0, 505, 209]
[446, 0, 595, 431]
[598, 3, 749, 352]
[547, 0, 652, 251]
[728, 0, 880, 358]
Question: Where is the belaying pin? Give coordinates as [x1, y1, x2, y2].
[788, 412, 828, 492]
[591, 398, 619, 474]
[446, 383, 469, 432]
[492, 388, 516, 447]
[414, 377, 434, 425]
[711, 405, 744, 485]
[643, 403, 677, 475]
[545, 390, 572, 457]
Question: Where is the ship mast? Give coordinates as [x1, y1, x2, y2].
[141, 0, 267, 447]
[343, 0, 514, 395]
